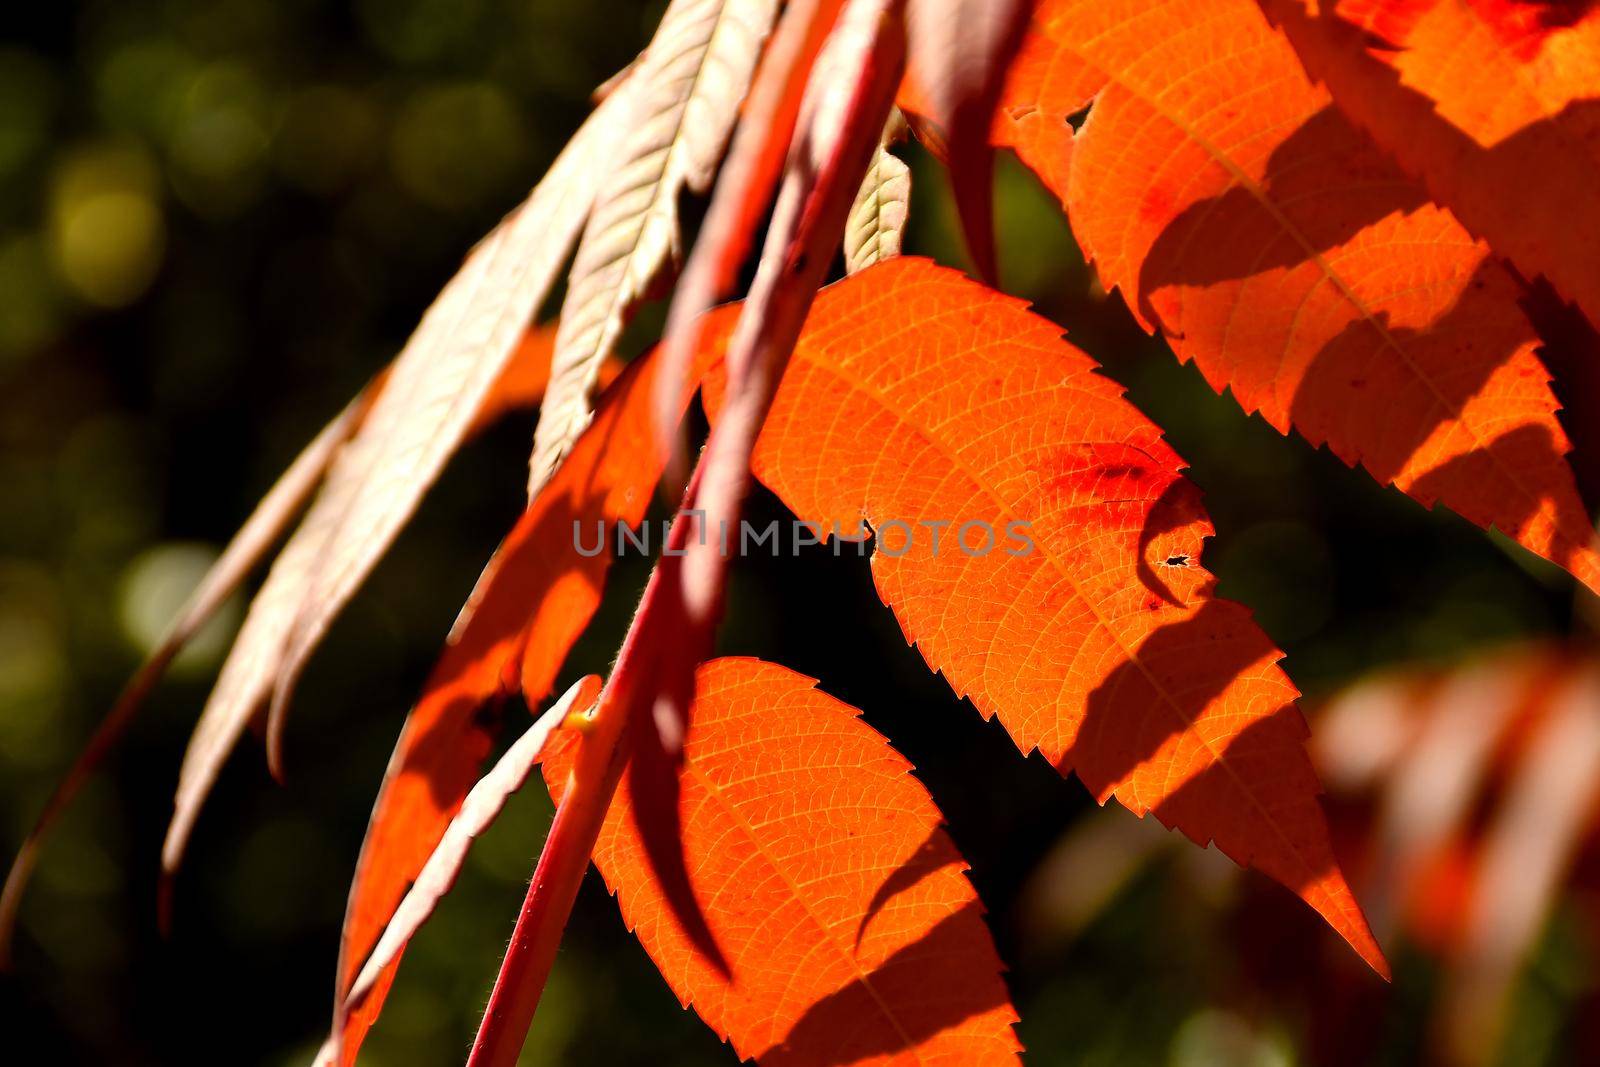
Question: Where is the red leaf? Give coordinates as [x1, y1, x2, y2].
[703, 257, 1388, 976]
[1260, 0, 1600, 329]
[541, 657, 1023, 1065]
[467, 18, 911, 1057]
[998, 0, 1600, 597]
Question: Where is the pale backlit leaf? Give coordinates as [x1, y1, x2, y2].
[341, 676, 598, 1012]
[528, 0, 779, 496]
[844, 116, 911, 274]
[160, 86, 629, 879]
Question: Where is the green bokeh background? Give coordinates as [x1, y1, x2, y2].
[2, 2, 1596, 1064]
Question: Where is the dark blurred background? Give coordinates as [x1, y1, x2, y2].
[2, 2, 1596, 1064]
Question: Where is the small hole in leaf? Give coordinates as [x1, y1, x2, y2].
[1163, 555, 1189, 567]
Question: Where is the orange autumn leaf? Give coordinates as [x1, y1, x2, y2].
[542, 657, 1022, 1065]
[998, 0, 1600, 597]
[1259, 0, 1600, 329]
[705, 257, 1387, 976]
[530, 0, 779, 496]
[985, 24, 1095, 196]
[331, 340, 704, 1066]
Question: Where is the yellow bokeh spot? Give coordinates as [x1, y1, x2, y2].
[0, 563, 68, 768]
[48, 145, 166, 308]
[117, 542, 242, 676]
[391, 82, 528, 210]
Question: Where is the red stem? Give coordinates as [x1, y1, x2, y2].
[466, 5, 907, 1059]
[465, 465, 705, 1067]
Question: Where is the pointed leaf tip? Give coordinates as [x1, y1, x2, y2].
[701, 257, 1386, 975]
